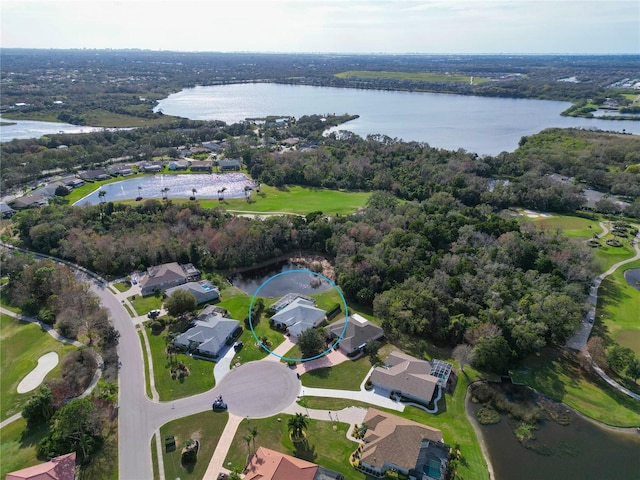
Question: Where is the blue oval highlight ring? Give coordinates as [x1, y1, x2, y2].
[248, 269, 349, 362]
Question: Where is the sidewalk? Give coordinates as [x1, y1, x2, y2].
[202, 413, 244, 480]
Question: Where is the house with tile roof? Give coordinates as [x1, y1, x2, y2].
[6, 452, 76, 480]
[271, 296, 326, 338]
[328, 314, 384, 356]
[370, 351, 452, 404]
[355, 408, 449, 480]
[245, 447, 344, 480]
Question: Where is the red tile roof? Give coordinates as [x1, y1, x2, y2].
[6, 452, 76, 480]
[245, 447, 318, 480]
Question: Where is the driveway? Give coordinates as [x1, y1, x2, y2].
[214, 361, 300, 418]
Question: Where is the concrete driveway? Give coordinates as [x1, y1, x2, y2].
[214, 361, 300, 418]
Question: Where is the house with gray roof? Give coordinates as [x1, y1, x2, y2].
[79, 169, 110, 181]
[174, 312, 239, 358]
[371, 351, 452, 404]
[11, 193, 48, 209]
[271, 296, 326, 338]
[328, 314, 384, 357]
[219, 158, 241, 171]
[165, 280, 220, 305]
[139, 262, 200, 296]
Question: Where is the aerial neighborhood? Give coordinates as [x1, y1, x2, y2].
[1, 44, 639, 480]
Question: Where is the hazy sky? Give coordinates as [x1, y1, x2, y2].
[1, 0, 638, 54]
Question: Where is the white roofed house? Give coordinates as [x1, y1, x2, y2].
[271, 296, 326, 338]
[165, 280, 220, 305]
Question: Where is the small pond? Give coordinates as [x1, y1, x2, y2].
[230, 260, 333, 297]
[623, 268, 640, 292]
[468, 393, 640, 480]
[73, 173, 255, 206]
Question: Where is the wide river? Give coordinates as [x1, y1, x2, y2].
[154, 83, 640, 155]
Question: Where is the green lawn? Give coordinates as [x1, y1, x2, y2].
[144, 323, 216, 401]
[159, 411, 229, 480]
[335, 70, 491, 84]
[138, 329, 153, 399]
[217, 292, 285, 364]
[113, 282, 131, 293]
[530, 214, 601, 238]
[225, 416, 362, 479]
[512, 348, 640, 427]
[0, 416, 118, 480]
[301, 355, 373, 391]
[597, 260, 640, 355]
[220, 185, 370, 215]
[0, 418, 48, 479]
[0, 314, 77, 420]
[128, 294, 163, 316]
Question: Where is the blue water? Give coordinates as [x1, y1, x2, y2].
[73, 173, 254, 206]
[154, 83, 640, 155]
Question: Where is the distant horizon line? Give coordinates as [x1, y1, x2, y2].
[1, 47, 638, 56]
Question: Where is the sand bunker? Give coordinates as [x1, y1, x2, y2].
[17, 352, 59, 394]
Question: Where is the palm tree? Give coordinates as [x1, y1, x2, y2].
[217, 187, 227, 202]
[243, 433, 253, 459]
[248, 425, 258, 454]
[98, 189, 107, 204]
[244, 185, 251, 202]
[190, 188, 197, 201]
[161, 187, 169, 201]
[288, 413, 308, 442]
[136, 185, 142, 201]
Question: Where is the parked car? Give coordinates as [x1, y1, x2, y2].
[233, 341, 244, 352]
[147, 309, 160, 319]
[212, 395, 227, 412]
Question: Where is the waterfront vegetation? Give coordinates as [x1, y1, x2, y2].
[335, 70, 492, 84]
[512, 348, 640, 427]
[159, 411, 229, 480]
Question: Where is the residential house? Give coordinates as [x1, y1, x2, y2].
[32, 182, 65, 198]
[62, 177, 85, 189]
[6, 452, 76, 480]
[79, 169, 110, 181]
[190, 160, 212, 172]
[1, 202, 16, 218]
[139, 161, 163, 173]
[165, 280, 220, 305]
[202, 141, 223, 152]
[370, 351, 452, 404]
[245, 447, 344, 480]
[271, 296, 326, 338]
[167, 160, 189, 171]
[328, 314, 384, 357]
[108, 164, 135, 176]
[11, 193, 48, 209]
[281, 137, 300, 147]
[355, 408, 449, 480]
[139, 262, 200, 296]
[173, 311, 239, 358]
[219, 158, 241, 171]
